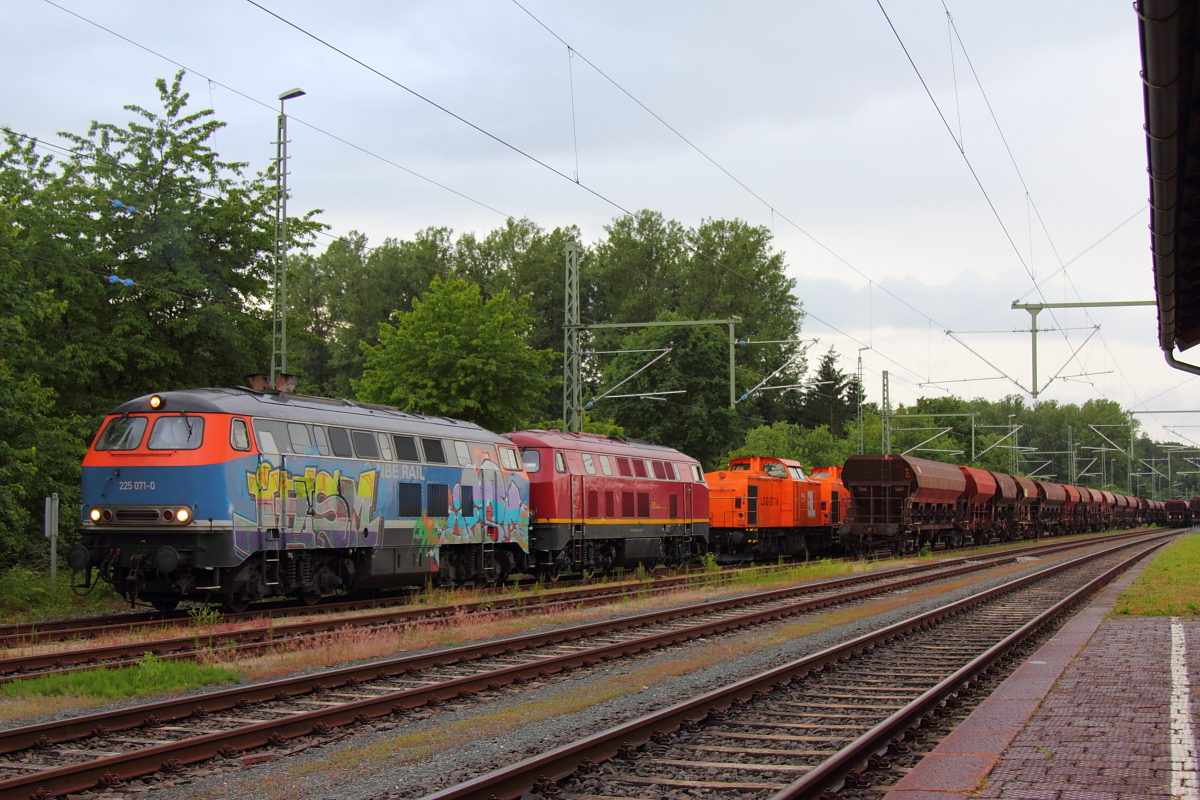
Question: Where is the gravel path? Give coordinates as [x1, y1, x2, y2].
[102, 553, 1094, 800]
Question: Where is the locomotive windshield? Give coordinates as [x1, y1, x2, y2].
[521, 448, 541, 473]
[147, 416, 204, 450]
[94, 416, 147, 450]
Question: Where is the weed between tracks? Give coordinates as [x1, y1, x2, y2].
[1110, 531, 1200, 617]
[0, 654, 238, 721]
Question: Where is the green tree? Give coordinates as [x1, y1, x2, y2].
[356, 277, 557, 432]
[3, 71, 322, 422]
[727, 421, 855, 470]
[797, 349, 855, 434]
[0, 220, 88, 563]
[587, 213, 803, 427]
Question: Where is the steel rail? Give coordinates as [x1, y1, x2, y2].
[0, 529, 1151, 647]
[0, 563, 829, 678]
[768, 541, 1169, 798]
[0, 564, 756, 648]
[0, 530, 1155, 684]
[0, 532, 1153, 799]
[412, 530, 1178, 800]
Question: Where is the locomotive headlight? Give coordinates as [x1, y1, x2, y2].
[149, 395, 163, 409]
[176, 507, 191, 523]
[89, 508, 101, 522]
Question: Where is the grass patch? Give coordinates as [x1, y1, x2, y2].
[0, 565, 123, 622]
[2, 653, 239, 699]
[1110, 533, 1200, 618]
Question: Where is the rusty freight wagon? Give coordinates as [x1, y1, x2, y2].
[838, 454, 967, 555]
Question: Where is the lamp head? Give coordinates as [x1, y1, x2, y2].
[279, 88, 306, 102]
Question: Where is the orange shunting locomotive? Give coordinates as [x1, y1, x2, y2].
[704, 456, 851, 560]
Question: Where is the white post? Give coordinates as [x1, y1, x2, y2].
[44, 493, 59, 586]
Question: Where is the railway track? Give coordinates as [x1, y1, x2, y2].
[416, 531, 1177, 800]
[0, 531, 1154, 684]
[0, 529, 1172, 799]
[1, 529, 1152, 650]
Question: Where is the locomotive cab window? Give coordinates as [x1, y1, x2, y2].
[500, 447, 521, 471]
[790, 467, 807, 480]
[230, 418, 251, 451]
[521, 449, 541, 473]
[351, 430, 380, 460]
[454, 440, 472, 466]
[327, 427, 354, 458]
[253, 420, 292, 454]
[764, 463, 787, 479]
[809, 469, 827, 479]
[148, 416, 204, 450]
[581, 453, 597, 475]
[731, 463, 750, 471]
[95, 416, 147, 451]
[554, 451, 567, 473]
[690, 465, 704, 482]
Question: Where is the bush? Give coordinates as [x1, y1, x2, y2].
[0, 564, 122, 621]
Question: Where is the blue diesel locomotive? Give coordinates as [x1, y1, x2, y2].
[69, 384, 532, 611]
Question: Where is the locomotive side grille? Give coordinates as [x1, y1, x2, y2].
[115, 508, 160, 522]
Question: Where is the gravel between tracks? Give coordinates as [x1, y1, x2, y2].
[12, 552, 1114, 800]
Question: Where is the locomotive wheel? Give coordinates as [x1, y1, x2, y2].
[151, 598, 179, 613]
[299, 590, 321, 606]
[223, 595, 252, 614]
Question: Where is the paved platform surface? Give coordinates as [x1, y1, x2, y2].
[883, 544, 1199, 800]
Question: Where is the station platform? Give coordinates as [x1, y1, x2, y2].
[883, 548, 1198, 800]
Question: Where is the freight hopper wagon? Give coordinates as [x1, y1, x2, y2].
[71, 387, 533, 611]
[1168, 499, 1193, 525]
[506, 430, 709, 579]
[838, 454, 967, 555]
[704, 457, 850, 560]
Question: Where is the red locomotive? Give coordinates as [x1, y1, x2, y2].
[506, 430, 710, 578]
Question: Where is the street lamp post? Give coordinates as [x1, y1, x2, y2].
[272, 88, 305, 384]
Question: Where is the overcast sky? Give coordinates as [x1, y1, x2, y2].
[7, 0, 1195, 445]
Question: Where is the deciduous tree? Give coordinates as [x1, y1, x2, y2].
[356, 277, 556, 432]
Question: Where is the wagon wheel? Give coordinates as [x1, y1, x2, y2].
[151, 598, 179, 613]
[223, 594, 252, 614]
[299, 590, 322, 607]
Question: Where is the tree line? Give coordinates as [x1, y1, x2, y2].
[1, 73, 1191, 569]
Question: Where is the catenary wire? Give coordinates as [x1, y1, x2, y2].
[39, 0, 513, 221]
[507, 0, 1013, 393]
[41, 0, 937, 394]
